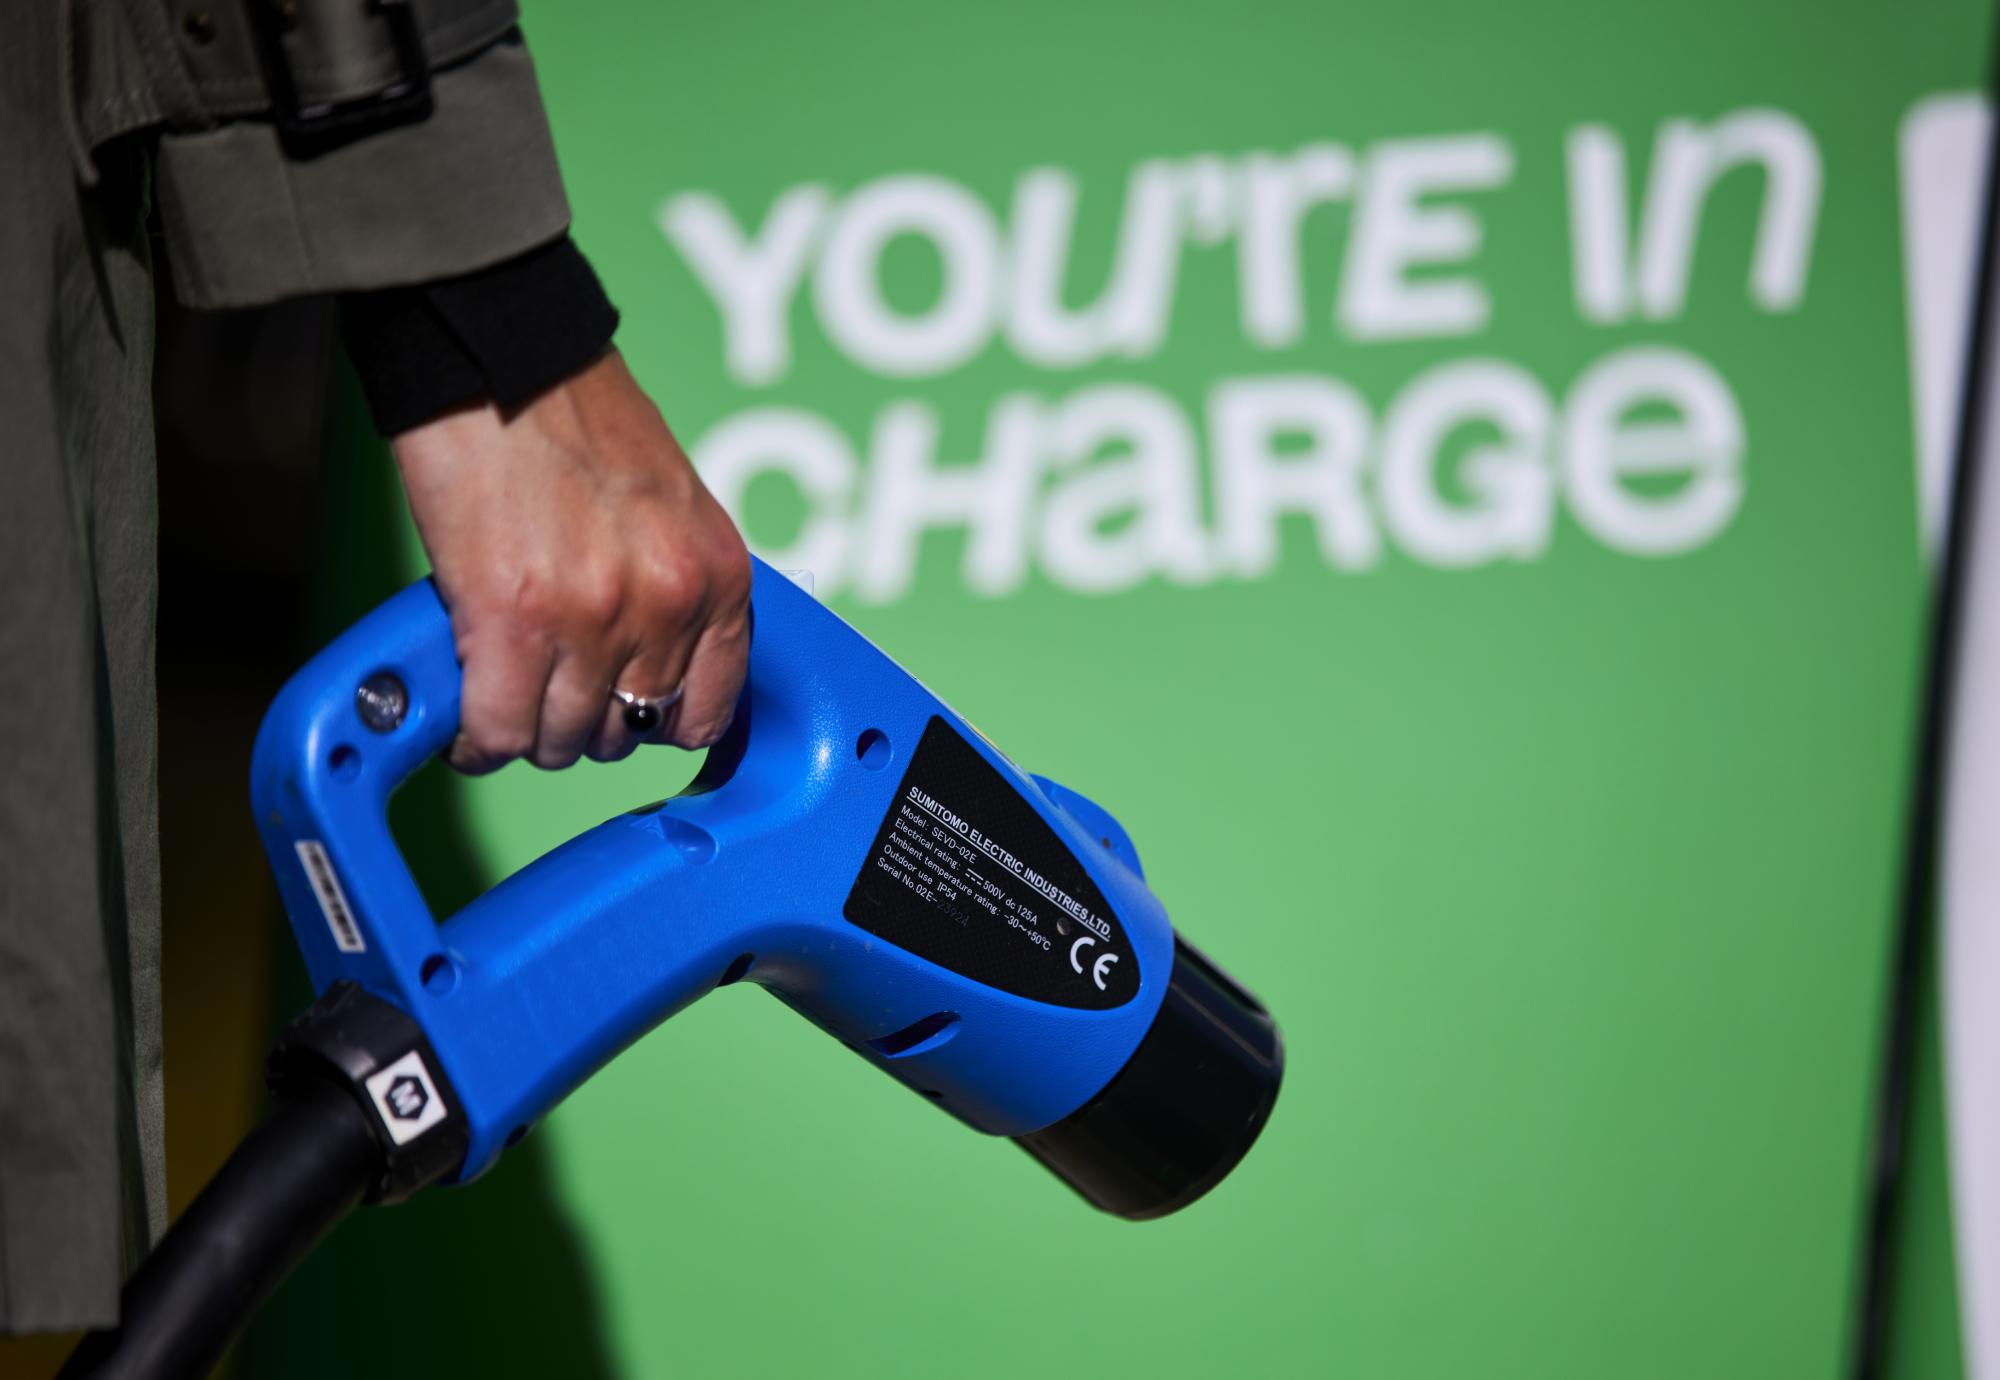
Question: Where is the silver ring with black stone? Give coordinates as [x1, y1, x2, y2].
[610, 684, 683, 735]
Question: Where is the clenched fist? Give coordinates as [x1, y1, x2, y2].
[390, 350, 751, 774]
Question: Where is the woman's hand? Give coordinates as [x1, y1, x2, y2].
[391, 350, 751, 773]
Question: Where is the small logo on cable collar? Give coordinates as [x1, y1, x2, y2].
[365, 1051, 447, 1145]
[383, 1075, 428, 1121]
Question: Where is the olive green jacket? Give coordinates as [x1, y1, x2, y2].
[66, 0, 572, 306]
[0, 0, 572, 1334]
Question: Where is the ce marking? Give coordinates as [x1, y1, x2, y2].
[1069, 934, 1119, 991]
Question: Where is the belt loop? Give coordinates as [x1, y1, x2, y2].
[244, 0, 436, 159]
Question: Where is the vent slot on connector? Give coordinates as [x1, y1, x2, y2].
[867, 1011, 960, 1059]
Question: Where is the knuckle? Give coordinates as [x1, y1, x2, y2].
[447, 737, 495, 775]
[473, 723, 535, 764]
[531, 743, 581, 771]
[637, 554, 699, 621]
[673, 709, 735, 751]
[505, 570, 559, 627]
[579, 568, 627, 630]
[591, 737, 639, 765]
[494, 566, 626, 635]
[450, 610, 509, 662]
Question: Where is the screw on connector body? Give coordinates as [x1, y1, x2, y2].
[355, 673, 408, 732]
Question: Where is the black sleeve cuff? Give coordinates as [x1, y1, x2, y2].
[339, 235, 621, 437]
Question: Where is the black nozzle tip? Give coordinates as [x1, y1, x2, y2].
[1016, 936, 1283, 1220]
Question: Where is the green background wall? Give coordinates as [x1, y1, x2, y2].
[256, 2, 1993, 1375]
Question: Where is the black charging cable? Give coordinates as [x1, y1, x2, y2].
[56, 1081, 381, 1380]
[58, 984, 468, 1380]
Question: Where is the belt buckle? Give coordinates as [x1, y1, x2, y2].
[246, 0, 435, 159]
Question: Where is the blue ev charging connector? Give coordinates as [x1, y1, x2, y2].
[62, 557, 1281, 1380]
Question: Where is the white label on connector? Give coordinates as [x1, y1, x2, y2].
[295, 839, 365, 953]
